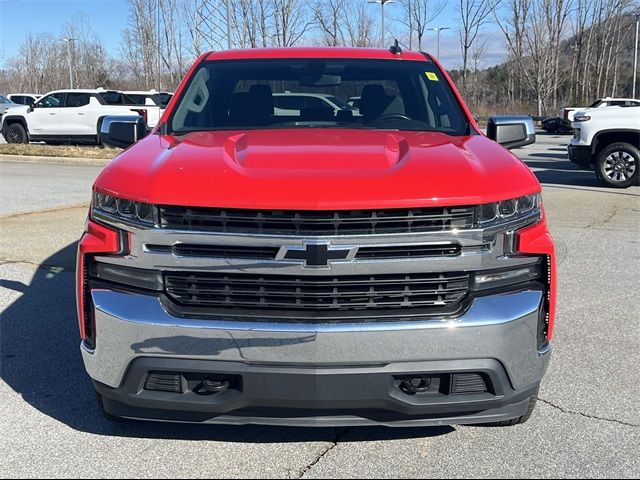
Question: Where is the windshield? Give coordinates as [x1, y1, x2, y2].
[0, 95, 11, 104]
[169, 59, 469, 135]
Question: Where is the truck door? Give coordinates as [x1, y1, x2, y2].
[27, 93, 66, 135]
[59, 92, 93, 135]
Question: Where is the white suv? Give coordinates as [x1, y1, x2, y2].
[0, 89, 160, 145]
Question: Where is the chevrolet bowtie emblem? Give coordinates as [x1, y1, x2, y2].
[278, 242, 357, 268]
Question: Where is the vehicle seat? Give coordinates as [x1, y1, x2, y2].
[228, 93, 254, 125]
[249, 85, 274, 122]
[359, 85, 406, 122]
[228, 85, 274, 125]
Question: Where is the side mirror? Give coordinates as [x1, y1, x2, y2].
[486, 115, 536, 149]
[99, 115, 147, 148]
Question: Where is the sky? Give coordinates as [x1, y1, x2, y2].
[0, 0, 508, 70]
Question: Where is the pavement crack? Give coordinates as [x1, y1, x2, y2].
[0, 257, 74, 272]
[539, 398, 639, 428]
[0, 203, 88, 220]
[295, 427, 350, 479]
[583, 204, 619, 229]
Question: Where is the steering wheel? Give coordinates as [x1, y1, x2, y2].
[374, 113, 413, 122]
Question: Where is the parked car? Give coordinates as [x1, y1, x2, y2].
[541, 115, 573, 134]
[561, 97, 640, 125]
[7, 93, 41, 105]
[122, 90, 173, 127]
[80, 46, 555, 427]
[568, 105, 640, 188]
[0, 94, 20, 116]
[0, 89, 160, 144]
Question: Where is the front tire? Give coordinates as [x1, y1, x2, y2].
[4, 123, 28, 144]
[595, 143, 639, 188]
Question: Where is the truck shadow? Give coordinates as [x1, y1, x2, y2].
[521, 157, 605, 188]
[0, 242, 454, 442]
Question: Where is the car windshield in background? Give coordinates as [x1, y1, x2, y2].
[125, 94, 149, 105]
[0, 95, 12, 104]
[169, 59, 469, 135]
[99, 91, 134, 105]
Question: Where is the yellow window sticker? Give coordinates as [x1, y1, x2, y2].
[426, 72, 439, 81]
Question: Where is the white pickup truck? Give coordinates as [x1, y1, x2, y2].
[0, 89, 160, 145]
[568, 105, 640, 188]
[122, 90, 173, 128]
[561, 97, 640, 125]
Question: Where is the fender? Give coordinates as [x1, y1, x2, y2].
[1, 114, 29, 138]
[592, 128, 640, 152]
[1, 114, 28, 130]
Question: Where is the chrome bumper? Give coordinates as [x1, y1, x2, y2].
[82, 288, 551, 390]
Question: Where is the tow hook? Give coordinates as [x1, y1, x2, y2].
[400, 377, 431, 395]
[198, 378, 230, 395]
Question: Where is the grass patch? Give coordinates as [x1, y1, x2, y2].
[0, 143, 122, 159]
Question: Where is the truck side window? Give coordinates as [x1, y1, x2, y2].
[36, 93, 65, 108]
[66, 93, 90, 108]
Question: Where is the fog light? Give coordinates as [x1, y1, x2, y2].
[144, 372, 183, 393]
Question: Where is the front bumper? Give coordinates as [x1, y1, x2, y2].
[568, 144, 593, 168]
[83, 287, 551, 426]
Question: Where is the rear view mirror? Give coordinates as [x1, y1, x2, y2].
[99, 115, 147, 148]
[299, 75, 342, 87]
[487, 115, 536, 149]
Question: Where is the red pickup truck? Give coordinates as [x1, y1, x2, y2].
[77, 47, 556, 427]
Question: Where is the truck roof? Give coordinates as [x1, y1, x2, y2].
[45, 89, 118, 94]
[206, 47, 430, 62]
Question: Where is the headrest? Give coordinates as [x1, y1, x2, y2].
[228, 92, 253, 121]
[360, 84, 392, 119]
[249, 84, 274, 117]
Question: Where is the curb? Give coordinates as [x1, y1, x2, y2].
[0, 154, 111, 166]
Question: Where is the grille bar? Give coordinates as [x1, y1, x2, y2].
[357, 244, 461, 258]
[164, 272, 470, 312]
[147, 244, 281, 259]
[159, 206, 476, 235]
[146, 243, 463, 260]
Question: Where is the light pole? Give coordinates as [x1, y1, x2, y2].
[368, 0, 395, 47]
[61, 38, 76, 89]
[633, 13, 639, 99]
[428, 27, 450, 59]
[227, 0, 233, 49]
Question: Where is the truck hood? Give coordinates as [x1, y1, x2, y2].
[0, 104, 27, 116]
[95, 129, 540, 209]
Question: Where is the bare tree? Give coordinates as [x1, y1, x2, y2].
[314, 0, 347, 46]
[344, 1, 377, 47]
[458, 0, 493, 94]
[398, 0, 446, 50]
[120, 0, 161, 89]
[272, 0, 312, 47]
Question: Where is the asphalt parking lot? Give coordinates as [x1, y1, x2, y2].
[0, 133, 639, 478]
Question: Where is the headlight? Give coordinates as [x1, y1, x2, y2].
[476, 193, 541, 227]
[93, 192, 158, 226]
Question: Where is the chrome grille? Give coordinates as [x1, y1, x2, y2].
[159, 206, 476, 235]
[146, 243, 463, 260]
[164, 271, 470, 312]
